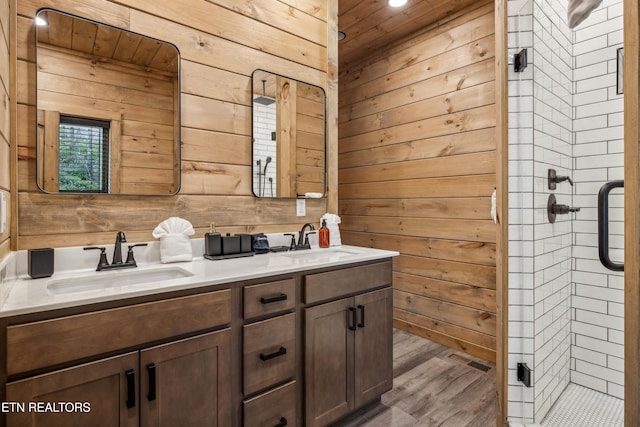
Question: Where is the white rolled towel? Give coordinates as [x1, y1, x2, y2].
[568, 0, 603, 29]
[152, 217, 195, 263]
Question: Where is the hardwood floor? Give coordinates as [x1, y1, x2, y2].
[334, 329, 496, 426]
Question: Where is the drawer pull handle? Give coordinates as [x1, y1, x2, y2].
[274, 417, 288, 427]
[147, 363, 156, 401]
[357, 304, 365, 328]
[125, 369, 136, 408]
[348, 307, 357, 331]
[261, 293, 288, 304]
[260, 346, 287, 361]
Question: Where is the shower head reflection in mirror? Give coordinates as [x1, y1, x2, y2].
[251, 69, 326, 198]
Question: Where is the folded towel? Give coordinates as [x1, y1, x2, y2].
[305, 192, 323, 198]
[568, 0, 603, 28]
[152, 217, 195, 263]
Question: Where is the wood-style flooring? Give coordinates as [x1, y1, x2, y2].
[334, 329, 496, 427]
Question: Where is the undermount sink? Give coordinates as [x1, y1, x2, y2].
[46, 266, 194, 295]
[281, 247, 361, 261]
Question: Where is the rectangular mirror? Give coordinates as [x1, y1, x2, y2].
[35, 9, 180, 195]
[252, 70, 325, 198]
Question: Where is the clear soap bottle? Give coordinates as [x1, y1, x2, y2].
[319, 219, 330, 248]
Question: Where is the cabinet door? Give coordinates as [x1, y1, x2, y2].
[6, 352, 138, 427]
[139, 329, 232, 427]
[354, 288, 393, 408]
[304, 298, 354, 427]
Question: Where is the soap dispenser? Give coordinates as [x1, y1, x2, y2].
[319, 219, 330, 248]
[204, 222, 222, 256]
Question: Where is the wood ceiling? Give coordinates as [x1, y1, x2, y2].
[338, 0, 480, 67]
[36, 10, 179, 74]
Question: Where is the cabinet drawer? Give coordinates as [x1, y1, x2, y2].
[303, 261, 392, 304]
[244, 380, 296, 427]
[243, 313, 295, 395]
[244, 278, 295, 319]
[7, 289, 231, 375]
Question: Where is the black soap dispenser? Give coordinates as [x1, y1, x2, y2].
[204, 222, 222, 256]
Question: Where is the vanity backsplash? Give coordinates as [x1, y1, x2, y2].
[8, 232, 319, 279]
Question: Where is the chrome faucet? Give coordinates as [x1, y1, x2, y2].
[297, 223, 316, 249]
[113, 231, 127, 264]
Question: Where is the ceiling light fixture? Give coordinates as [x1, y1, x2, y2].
[388, 0, 408, 7]
[338, 31, 346, 41]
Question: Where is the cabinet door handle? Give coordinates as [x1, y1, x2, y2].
[274, 417, 288, 427]
[260, 346, 287, 361]
[260, 293, 288, 304]
[357, 304, 365, 328]
[125, 369, 136, 408]
[348, 307, 357, 331]
[147, 363, 156, 401]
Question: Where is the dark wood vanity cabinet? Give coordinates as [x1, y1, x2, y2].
[6, 352, 140, 427]
[303, 262, 393, 427]
[6, 330, 232, 427]
[2, 258, 394, 427]
[4, 290, 233, 427]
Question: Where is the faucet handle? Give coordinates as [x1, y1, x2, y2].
[284, 233, 296, 250]
[126, 243, 148, 264]
[84, 246, 109, 270]
[304, 231, 316, 247]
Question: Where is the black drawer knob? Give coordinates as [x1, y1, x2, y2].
[274, 417, 288, 427]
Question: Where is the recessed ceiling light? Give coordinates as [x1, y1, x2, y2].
[338, 31, 346, 41]
[388, 0, 408, 7]
[35, 16, 47, 26]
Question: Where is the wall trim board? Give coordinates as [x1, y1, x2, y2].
[624, 0, 640, 424]
[495, 0, 508, 424]
[9, 0, 16, 251]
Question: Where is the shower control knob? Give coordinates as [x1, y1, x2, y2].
[547, 194, 580, 223]
[552, 204, 580, 215]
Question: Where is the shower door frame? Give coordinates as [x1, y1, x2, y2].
[623, 0, 640, 425]
[495, 0, 640, 425]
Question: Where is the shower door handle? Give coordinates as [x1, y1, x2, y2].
[597, 180, 624, 271]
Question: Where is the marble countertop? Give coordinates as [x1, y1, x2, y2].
[0, 245, 398, 318]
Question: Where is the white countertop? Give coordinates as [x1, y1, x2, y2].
[0, 245, 398, 318]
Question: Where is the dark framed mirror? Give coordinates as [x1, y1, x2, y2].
[35, 9, 181, 195]
[252, 69, 326, 198]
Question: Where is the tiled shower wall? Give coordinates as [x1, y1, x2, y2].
[507, 0, 536, 421]
[530, 0, 573, 421]
[508, 0, 623, 423]
[252, 102, 277, 197]
[571, 0, 624, 399]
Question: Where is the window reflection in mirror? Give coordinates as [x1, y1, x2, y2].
[35, 9, 181, 195]
[252, 70, 326, 198]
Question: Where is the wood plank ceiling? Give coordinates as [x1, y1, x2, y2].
[338, 0, 479, 67]
[36, 10, 178, 74]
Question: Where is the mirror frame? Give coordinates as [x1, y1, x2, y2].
[251, 69, 327, 199]
[35, 8, 182, 196]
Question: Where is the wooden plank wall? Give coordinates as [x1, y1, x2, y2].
[36, 44, 177, 194]
[13, 0, 334, 249]
[338, 1, 497, 361]
[0, 0, 10, 259]
[295, 82, 324, 195]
